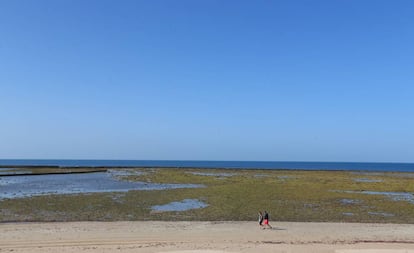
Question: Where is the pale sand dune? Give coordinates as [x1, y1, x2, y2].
[1, 221, 414, 253]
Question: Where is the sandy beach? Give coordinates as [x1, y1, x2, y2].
[1, 221, 414, 253]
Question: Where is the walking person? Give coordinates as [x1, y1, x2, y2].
[258, 211, 264, 228]
[263, 210, 272, 229]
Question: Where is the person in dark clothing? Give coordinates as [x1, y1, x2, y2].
[263, 210, 272, 229]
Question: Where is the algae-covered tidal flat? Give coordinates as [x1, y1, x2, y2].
[1, 168, 414, 223]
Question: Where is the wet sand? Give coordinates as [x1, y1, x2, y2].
[1, 221, 414, 252]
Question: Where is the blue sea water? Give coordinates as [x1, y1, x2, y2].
[0, 159, 413, 172]
[0, 170, 204, 199]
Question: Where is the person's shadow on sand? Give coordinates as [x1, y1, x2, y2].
[264, 227, 286, 231]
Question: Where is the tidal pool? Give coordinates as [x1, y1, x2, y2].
[0, 168, 30, 175]
[108, 169, 146, 178]
[340, 199, 362, 205]
[278, 175, 297, 180]
[0, 172, 204, 200]
[341, 190, 414, 204]
[368, 211, 395, 217]
[342, 212, 354, 216]
[188, 172, 236, 177]
[151, 199, 208, 212]
[390, 173, 414, 178]
[351, 172, 385, 176]
[253, 174, 269, 178]
[353, 178, 383, 183]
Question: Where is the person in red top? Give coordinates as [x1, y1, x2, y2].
[263, 210, 272, 229]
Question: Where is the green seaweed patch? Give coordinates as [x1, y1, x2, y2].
[1, 168, 414, 223]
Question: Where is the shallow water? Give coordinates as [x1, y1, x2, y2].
[253, 174, 269, 178]
[151, 199, 208, 212]
[0, 171, 25, 175]
[368, 211, 395, 217]
[342, 190, 414, 204]
[108, 169, 145, 177]
[0, 168, 29, 175]
[188, 172, 235, 177]
[350, 172, 386, 176]
[0, 172, 204, 200]
[278, 175, 297, 179]
[390, 173, 414, 178]
[353, 178, 383, 183]
[340, 199, 362, 205]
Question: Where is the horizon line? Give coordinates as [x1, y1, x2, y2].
[0, 158, 413, 164]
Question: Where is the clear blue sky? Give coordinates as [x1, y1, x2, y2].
[1, 0, 413, 162]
